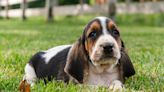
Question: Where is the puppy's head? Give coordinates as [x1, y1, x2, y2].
[82, 17, 122, 66]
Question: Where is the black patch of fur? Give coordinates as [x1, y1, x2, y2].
[120, 51, 135, 78]
[29, 47, 71, 83]
[119, 40, 135, 79]
[66, 53, 84, 83]
[65, 38, 89, 83]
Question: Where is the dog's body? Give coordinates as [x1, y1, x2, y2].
[19, 17, 135, 92]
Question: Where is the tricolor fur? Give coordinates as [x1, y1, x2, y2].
[19, 17, 135, 92]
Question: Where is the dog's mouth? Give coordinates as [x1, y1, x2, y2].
[90, 49, 120, 66]
[91, 55, 117, 66]
[102, 53, 114, 59]
[99, 52, 117, 60]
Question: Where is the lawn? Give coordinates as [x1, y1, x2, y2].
[0, 15, 163, 92]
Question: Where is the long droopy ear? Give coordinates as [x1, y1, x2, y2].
[64, 37, 88, 83]
[120, 40, 135, 78]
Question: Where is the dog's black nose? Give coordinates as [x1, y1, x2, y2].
[103, 43, 114, 54]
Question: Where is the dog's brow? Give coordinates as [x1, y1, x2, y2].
[86, 20, 101, 37]
[108, 21, 115, 29]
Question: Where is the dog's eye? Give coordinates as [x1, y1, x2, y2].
[89, 31, 97, 39]
[112, 29, 119, 36]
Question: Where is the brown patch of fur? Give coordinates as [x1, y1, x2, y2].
[108, 21, 115, 30]
[85, 21, 101, 56]
[86, 21, 101, 37]
[18, 80, 31, 92]
[85, 39, 95, 57]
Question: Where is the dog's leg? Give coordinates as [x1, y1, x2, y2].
[109, 80, 124, 92]
[19, 64, 37, 92]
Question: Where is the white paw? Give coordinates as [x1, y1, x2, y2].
[109, 80, 124, 92]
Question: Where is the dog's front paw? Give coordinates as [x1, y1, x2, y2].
[109, 80, 124, 92]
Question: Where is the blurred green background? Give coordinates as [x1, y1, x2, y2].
[0, 0, 163, 92]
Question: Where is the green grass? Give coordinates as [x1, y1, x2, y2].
[0, 15, 164, 92]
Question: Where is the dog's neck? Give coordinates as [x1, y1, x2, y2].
[83, 60, 120, 86]
[89, 60, 118, 74]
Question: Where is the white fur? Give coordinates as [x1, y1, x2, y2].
[96, 16, 109, 34]
[24, 63, 37, 86]
[42, 45, 71, 64]
[110, 80, 124, 92]
[85, 63, 119, 87]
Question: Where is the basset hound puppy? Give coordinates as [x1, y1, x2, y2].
[19, 16, 135, 92]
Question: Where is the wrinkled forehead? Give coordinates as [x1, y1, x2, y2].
[84, 17, 117, 35]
